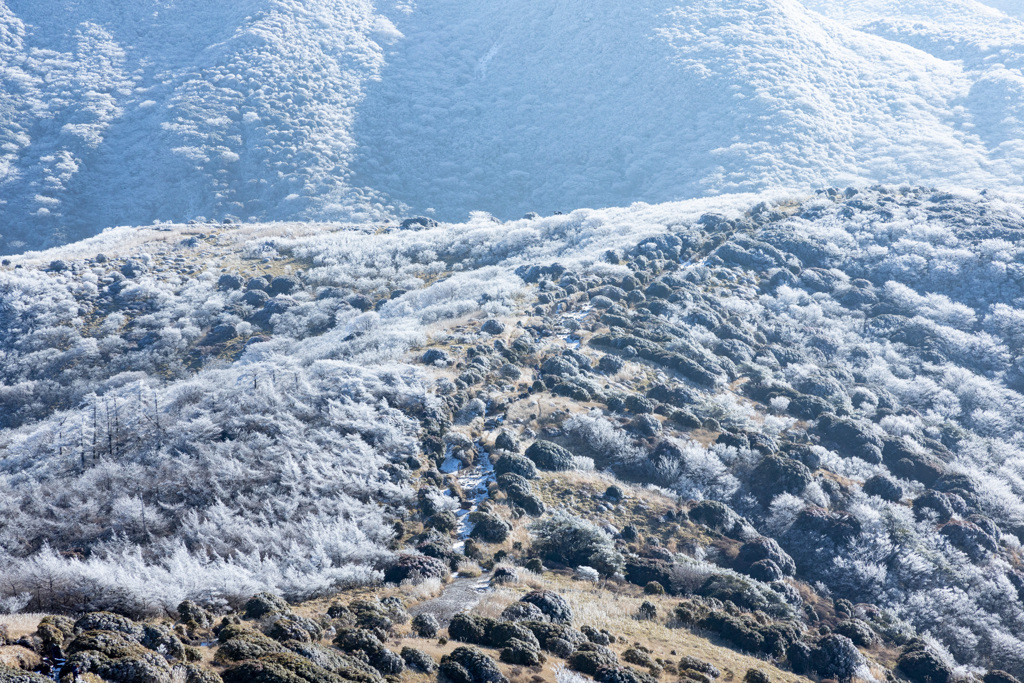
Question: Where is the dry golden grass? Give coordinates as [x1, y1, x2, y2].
[471, 590, 519, 620]
[0, 644, 41, 671]
[530, 469, 713, 556]
[480, 575, 814, 683]
[458, 561, 485, 578]
[0, 613, 44, 639]
[384, 568, 816, 683]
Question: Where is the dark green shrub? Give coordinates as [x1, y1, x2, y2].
[439, 646, 508, 683]
[402, 647, 436, 673]
[896, 649, 952, 683]
[569, 643, 619, 675]
[447, 614, 496, 645]
[525, 441, 576, 471]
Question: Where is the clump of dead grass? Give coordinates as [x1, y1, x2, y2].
[0, 613, 44, 640]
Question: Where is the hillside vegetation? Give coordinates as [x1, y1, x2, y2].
[3, 188, 1024, 683]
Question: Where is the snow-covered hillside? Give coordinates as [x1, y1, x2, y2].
[2, 0, 1024, 253]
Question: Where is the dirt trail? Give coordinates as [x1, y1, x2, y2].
[408, 573, 492, 625]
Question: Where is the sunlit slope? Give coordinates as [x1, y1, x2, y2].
[351, 0, 1024, 220]
[2, 0, 1024, 252]
[0, 0, 397, 252]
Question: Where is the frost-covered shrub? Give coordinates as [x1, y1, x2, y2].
[811, 634, 866, 681]
[411, 613, 440, 639]
[531, 513, 624, 576]
[563, 414, 643, 469]
[525, 440, 577, 471]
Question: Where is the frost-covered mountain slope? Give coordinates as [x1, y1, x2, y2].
[2, 0, 1024, 252]
[8, 188, 1024, 681]
[0, 0, 398, 253]
[352, 0, 1024, 221]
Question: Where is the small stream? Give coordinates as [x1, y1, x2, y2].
[417, 438, 500, 623]
[439, 440, 496, 551]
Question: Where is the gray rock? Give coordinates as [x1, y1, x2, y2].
[401, 216, 438, 229]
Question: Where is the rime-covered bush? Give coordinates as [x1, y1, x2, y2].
[812, 634, 866, 682]
[525, 440, 576, 471]
[531, 513, 625, 576]
[411, 613, 440, 639]
[520, 590, 575, 624]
